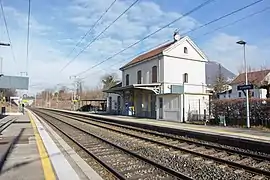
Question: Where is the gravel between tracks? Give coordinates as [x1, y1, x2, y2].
[52, 114, 263, 180]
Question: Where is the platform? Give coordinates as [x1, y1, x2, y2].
[104, 115, 270, 143]
[0, 110, 103, 180]
[42, 108, 270, 153]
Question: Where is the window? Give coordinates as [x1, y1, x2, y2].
[238, 92, 241, 97]
[183, 73, 188, 83]
[126, 74, 129, 86]
[152, 66, 157, 83]
[137, 70, 142, 84]
[184, 47, 188, 54]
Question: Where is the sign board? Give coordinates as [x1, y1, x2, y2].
[171, 85, 184, 94]
[10, 96, 20, 100]
[237, 84, 254, 91]
[0, 76, 29, 90]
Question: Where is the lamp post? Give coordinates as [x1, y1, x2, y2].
[182, 73, 188, 123]
[236, 40, 250, 128]
[0, 42, 10, 76]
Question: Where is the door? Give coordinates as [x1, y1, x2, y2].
[151, 94, 156, 118]
[108, 97, 112, 112]
[158, 97, 163, 119]
[117, 96, 121, 114]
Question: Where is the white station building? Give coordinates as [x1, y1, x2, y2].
[105, 32, 211, 122]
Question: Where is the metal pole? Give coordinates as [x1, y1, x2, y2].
[34, 94, 36, 107]
[0, 57, 2, 74]
[244, 44, 250, 128]
[57, 92, 59, 109]
[182, 82, 185, 123]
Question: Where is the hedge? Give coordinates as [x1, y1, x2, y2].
[211, 98, 270, 127]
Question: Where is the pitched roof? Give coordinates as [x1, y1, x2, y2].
[230, 69, 270, 85]
[120, 41, 174, 70]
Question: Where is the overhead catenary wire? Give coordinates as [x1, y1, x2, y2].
[77, 0, 263, 78]
[62, 0, 139, 71]
[181, 0, 263, 36]
[0, 0, 16, 63]
[76, 0, 216, 77]
[60, 0, 117, 72]
[26, 0, 31, 76]
[194, 6, 270, 39]
[81, 40, 171, 80]
[106, 5, 270, 72]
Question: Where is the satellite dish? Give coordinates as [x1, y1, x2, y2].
[174, 34, 181, 41]
[173, 30, 181, 41]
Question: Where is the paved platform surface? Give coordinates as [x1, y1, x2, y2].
[112, 114, 270, 143]
[47, 108, 270, 143]
[0, 110, 102, 180]
[95, 114, 270, 143]
[0, 114, 44, 180]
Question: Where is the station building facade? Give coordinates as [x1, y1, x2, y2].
[105, 34, 211, 122]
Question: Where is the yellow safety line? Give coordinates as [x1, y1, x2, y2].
[28, 112, 56, 180]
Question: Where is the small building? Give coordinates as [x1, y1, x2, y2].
[106, 83, 122, 114]
[105, 32, 211, 122]
[218, 69, 270, 99]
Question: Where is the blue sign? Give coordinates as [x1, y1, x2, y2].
[237, 84, 254, 91]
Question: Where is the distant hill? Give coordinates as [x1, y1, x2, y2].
[206, 61, 236, 86]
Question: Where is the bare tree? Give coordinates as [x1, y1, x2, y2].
[101, 73, 120, 90]
[212, 64, 228, 99]
[237, 65, 256, 74]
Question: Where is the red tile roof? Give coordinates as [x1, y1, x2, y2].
[120, 41, 174, 69]
[230, 69, 270, 85]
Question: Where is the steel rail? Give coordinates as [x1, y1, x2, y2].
[46, 110, 270, 177]
[35, 110, 191, 180]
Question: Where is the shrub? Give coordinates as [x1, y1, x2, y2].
[211, 98, 270, 127]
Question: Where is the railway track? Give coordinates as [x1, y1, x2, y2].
[0, 117, 17, 134]
[34, 110, 191, 180]
[35, 109, 270, 180]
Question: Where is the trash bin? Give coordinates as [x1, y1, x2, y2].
[1, 107, 6, 114]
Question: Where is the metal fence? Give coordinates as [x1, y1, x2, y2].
[187, 99, 209, 122]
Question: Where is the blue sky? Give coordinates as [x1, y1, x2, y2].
[0, 0, 269, 92]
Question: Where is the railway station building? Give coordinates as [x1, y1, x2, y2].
[104, 32, 211, 122]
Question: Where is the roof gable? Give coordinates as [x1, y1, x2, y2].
[163, 36, 208, 61]
[230, 70, 270, 85]
[120, 36, 207, 70]
[120, 41, 174, 70]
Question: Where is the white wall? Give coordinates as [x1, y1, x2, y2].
[163, 38, 206, 61]
[162, 57, 206, 94]
[157, 94, 209, 122]
[161, 38, 207, 94]
[162, 95, 181, 122]
[122, 56, 161, 86]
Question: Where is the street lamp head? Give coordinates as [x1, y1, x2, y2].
[0, 42, 11, 47]
[236, 40, 246, 45]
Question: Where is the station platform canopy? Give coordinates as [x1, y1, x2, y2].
[0, 75, 29, 90]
